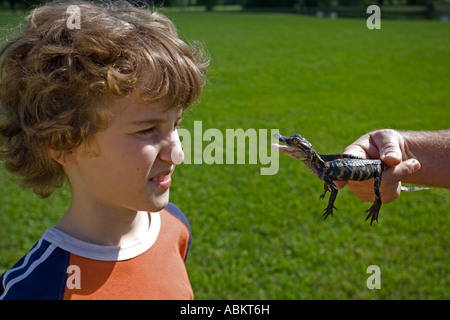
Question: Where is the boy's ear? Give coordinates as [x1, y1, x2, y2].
[48, 148, 77, 166]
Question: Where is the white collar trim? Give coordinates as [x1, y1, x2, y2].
[42, 211, 161, 261]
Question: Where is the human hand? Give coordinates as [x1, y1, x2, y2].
[334, 129, 421, 203]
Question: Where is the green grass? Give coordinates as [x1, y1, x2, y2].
[1, 10, 449, 299]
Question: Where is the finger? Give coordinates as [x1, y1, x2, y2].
[342, 145, 368, 158]
[347, 180, 375, 202]
[370, 129, 404, 167]
[382, 158, 421, 185]
[348, 179, 400, 204]
[335, 180, 347, 189]
[343, 133, 383, 159]
[379, 182, 402, 204]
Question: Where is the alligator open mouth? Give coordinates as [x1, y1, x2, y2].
[272, 133, 296, 153]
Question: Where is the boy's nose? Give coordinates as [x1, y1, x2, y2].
[159, 132, 184, 165]
[170, 142, 184, 165]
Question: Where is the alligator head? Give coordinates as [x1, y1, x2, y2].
[272, 133, 316, 161]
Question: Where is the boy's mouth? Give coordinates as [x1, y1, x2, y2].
[149, 176, 169, 182]
[148, 169, 173, 189]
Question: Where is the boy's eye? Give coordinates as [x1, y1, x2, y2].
[134, 118, 182, 138]
[136, 127, 155, 136]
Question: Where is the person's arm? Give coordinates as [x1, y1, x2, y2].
[335, 129, 450, 203]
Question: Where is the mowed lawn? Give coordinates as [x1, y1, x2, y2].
[0, 9, 449, 299]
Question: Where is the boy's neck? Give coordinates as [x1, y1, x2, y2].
[55, 202, 151, 247]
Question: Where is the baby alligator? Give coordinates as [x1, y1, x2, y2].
[273, 133, 429, 225]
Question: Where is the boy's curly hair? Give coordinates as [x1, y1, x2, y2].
[0, 0, 208, 198]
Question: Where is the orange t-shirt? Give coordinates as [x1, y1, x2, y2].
[0, 202, 193, 300]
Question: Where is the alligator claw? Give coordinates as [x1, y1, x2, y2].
[365, 203, 381, 225]
[322, 206, 337, 220]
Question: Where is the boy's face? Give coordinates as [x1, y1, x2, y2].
[67, 92, 184, 214]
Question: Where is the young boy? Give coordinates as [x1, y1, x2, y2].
[0, 0, 208, 299]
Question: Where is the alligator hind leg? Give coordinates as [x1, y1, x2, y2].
[321, 180, 338, 220]
[365, 170, 383, 225]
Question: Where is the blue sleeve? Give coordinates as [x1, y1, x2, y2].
[165, 202, 192, 262]
[0, 240, 69, 300]
[0, 272, 5, 296]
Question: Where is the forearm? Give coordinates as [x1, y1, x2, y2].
[400, 129, 450, 188]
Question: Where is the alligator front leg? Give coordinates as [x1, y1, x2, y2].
[321, 179, 338, 220]
[364, 169, 383, 225]
[319, 184, 330, 200]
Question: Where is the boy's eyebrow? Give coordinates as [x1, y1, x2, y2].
[129, 119, 164, 127]
[129, 116, 183, 127]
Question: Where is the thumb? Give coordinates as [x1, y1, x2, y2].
[384, 158, 421, 184]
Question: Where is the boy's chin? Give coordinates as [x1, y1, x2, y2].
[148, 193, 170, 212]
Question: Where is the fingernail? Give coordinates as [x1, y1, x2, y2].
[382, 150, 399, 159]
[407, 159, 420, 172]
